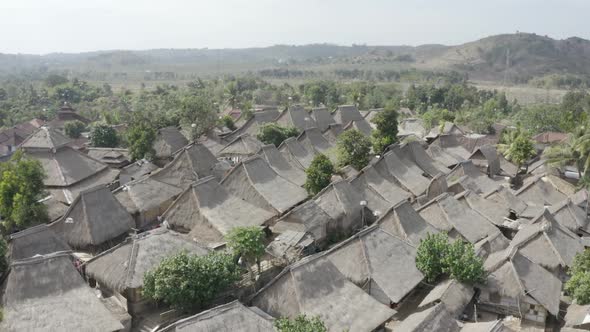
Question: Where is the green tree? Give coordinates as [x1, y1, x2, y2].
[143, 251, 240, 310]
[64, 120, 86, 139]
[226, 226, 266, 281]
[503, 132, 536, 170]
[220, 115, 237, 131]
[90, 124, 119, 147]
[0, 151, 48, 231]
[336, 129, 371, 170]
[442, 240, 485, 284]
[371, 105, 399, 153]
[274, 315, 328, 332]
[0, 238, 8, 279]
[126, 120, 157, 161]
[304, 154, 334, 196]
[179, 94, 217, 140]
[257, 123, 299, 147]
[415, 233, 449, 283]
[225, 81, 240, 110]
[421, 108, 455, 130]
[544, 126, 590, 178]
[566, 249, 590, 304]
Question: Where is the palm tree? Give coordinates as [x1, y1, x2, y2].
[497, 127, 536, 172]
[224, 81, 239, 110]
[544, 126, 590, 178]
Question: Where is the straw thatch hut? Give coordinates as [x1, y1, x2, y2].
[258, 144, 306, 186]
[8, 224, 71, 260]
[85, 228, 209, 314]
[278, 136, 315, 169]
[218, 134, 264, 164]
[275, 105, 317, 131]
[119, 159, 159, 185]
[418, 279, 474, 319]
[515, 175, 568, 207]
[349, 164, 411, 213]
[153, 126, 189, 165]
[377, 201, 439, 246]
[162, 176, 275, 247]
[394, 303, 460, 332]
[1, 252, 124, 331]
[158, 300, 274, 332]
[87, 148, 131, 168]
[50, 186, 135, 252]
[310, 107, 336, 131]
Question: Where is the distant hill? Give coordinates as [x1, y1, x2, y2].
[1, 33, 590, 86]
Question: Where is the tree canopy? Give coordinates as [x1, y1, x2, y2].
[304, 154, 334, 196]
[126, 119, 157, 161]
[336, 129, 371, 170]
[90, 124, 119, 147]
[274, 315, 328, 332]
[64, 120, 86, 139]
[415, 233, 485, 284]
[371, 105, 399, 153]
[0, 151, 48, 232]
[566, 249, 590, 304]
[226, 226, 266, 280]
[256, 123, 299, 147]
[0, 238, 8, 279]
[143, 251, 241, 310]
[179, 93, 217, 140]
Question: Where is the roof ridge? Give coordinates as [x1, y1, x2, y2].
[124, 235, 141, 289]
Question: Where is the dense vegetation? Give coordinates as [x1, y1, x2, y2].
[566, 249, 590, 304]
[274, 315, 328, 332]
[225, 226, 266, 281]
[415, 233, 485, 284]
[304, 154, 335, 196]
[257, 124, 299, 147]
[336, 130, 371, 170]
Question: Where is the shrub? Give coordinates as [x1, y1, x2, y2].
[304, 154, 334, 195]
[64, 120, 86, 138]
[274, 315, 328, 332]
[90, 124, 118, 147]
[257, 123, 299, 147]
[226, 226, 266, 280]
[566, 249, 590, 304]
[336, 129, 371, 170]
[371, 106, 399, 153]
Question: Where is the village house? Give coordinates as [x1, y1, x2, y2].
[377, 201, 439, 245]
[418, 279, 475, 319]
[45, 104, 91, 132]
[275, 104, 317, 131]
[85, 228, 210, 315]
[8, 223, 71, 260]
[258, 144, 306, 186]
[310, 107, 336, 132]
[278, 136, 315, 169]
[86, 147, 132, 168]
[119, 159, 159, 185]
[152, 126, 189, 166]
[218, 133, 264, 164]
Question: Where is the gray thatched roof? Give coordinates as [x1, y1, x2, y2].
[398, 118, 426, 139]
[427, 135, 471, 167]
[425, 122, 464, 140]
[85, 228, 209, 292]
[119, 159, 159, 185]
[311, 107, 336, 131]
[86, 147, 130, 167]
[322, 123, 343, 144]
[418, 193, 504, 244]
[1, 252, 124, 332]
[218, 134, 264, 158]
[419, 279, 474, 318]
[515, 174, 568, 207]
[325, 225, 424, 303]
[572, 189, 589, 211]
[447, 160, 500, 195]
[314, 179, 363, 232]
[395, 303, 460, 332]
[9, 224, 71, 260]
[19, 126, 71, 150]
[455, 190, 514, 228]
[483, 186, 528, 216]
[114, 176, 184, 216]
[50, 186, 134, 249]
[162, 176, 275, 245]
[397, 140, 449, 177]
[296, 127, 335, 158]
[507, 210, 584, 270]
[343, 118, 373, 136]
[251, 252, 396, 332]
[273, 200, 335, 243]
[380, 149, 430, 196]
[151, 142, 227, 188]
[564, 303, 590, 329]
[483, 251, 561, 316]
[460, 320, 507, 332]
[278, 137, 314, 169]
[468, 145, 501, 176]
[159, 300, 275, 332]
[220, 155, 308, 215]
[153, 126, 189, 159]
[549, 198, 590, 233]
[378, 201, 439, 245]
[349, 164, 411, 212]
[275, 105, 317, 131]
[258, 144, 306, 186]
[332, 105, 364, 124]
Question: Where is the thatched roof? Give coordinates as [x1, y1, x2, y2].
[455, 190, 514, 228]
[162, 176, 275, 245]
[85, 228, 209, 292]
[446, 161, 500, 195]
[50, 186, 134, 249]
[86, 147, 130, 168]
[332, 105, 364, 124]
[251, 252, 396, 332]
[258, 144, 306, 186]
[19, 126, 71, 150]
[379, 149, 430, 196]
[460, 320, 507, 332]
[278, 137, 315, 169]
[1, 252, 123, 331]
[325, 225, 424, 303]
[425, 122, 464, 140]
[159, 300, 275, 332]
[275, 105, 317, 131]
[343, 119, 373, 136]
[468, 145, 501, 176]
[349, 164, 411, 212]
[322, 123, 344, 144]
[549, 198, 590, 233]
[220, 155, 308, 215]
[483, 251, 561, 316]
[151, 142, 228, 188]
[396, 141, 449, 177]
[314, 179, 363, 231]
[515, 174, 568, 206]
[419, 279, 474, 318]
[395, 303, 460, 332]
[564, 303, 590, 329]
[218, 134, 264, 158]
[153, 126, 189, 159]
[119, 159, 159, 185]
[310, 107, 336, 131]
[378, 201, 439, 245]
[418, 193, 504, 245]
[9, 224, 70, 260]
[483, 186, 529, 217]
[114, 176, 184, 216]
[296, 127, 335, 159]
[427, 135, 471, 167]
[398, 118, 427, 139]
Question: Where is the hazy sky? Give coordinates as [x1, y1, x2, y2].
[1, 0, 588, 54]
